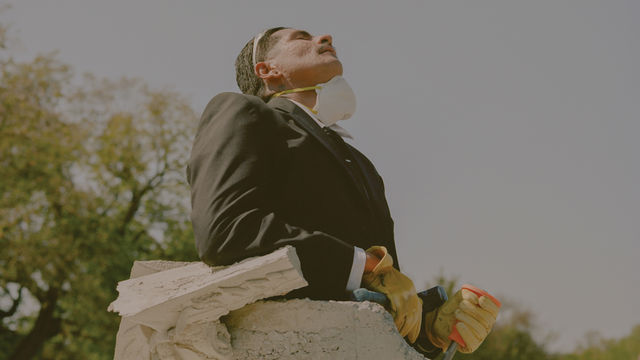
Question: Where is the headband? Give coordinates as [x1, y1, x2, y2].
[252, 31, 265, 67]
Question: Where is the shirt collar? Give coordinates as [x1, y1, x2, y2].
[287, 99, 354, 140]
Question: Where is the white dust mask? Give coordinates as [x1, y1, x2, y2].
[273, 76, 356, 126]
[312, 76, 356, 126]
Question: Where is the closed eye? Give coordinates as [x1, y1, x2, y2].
[293, 30, 312, 40]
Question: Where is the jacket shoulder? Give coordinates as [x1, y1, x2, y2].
[196, 92, 280, 131]
[203, 92, 271, 115]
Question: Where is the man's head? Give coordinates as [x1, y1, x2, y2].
[235, 27, 343, 101]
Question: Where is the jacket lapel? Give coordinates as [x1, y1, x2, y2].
[268, 97, 373, 209]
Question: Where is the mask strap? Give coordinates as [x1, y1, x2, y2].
[273, 86, 321, 114]
[272, 86, 320, 98]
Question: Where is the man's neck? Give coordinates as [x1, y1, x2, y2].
[280, 90, 317, 110]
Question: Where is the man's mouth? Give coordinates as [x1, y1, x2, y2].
[319, 46, 336, 55]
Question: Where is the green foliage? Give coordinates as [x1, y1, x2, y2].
[554, 325, 640, 360]
[0, 23, 198, 359]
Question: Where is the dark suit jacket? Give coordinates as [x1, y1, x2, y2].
[187, 92, 399, 300]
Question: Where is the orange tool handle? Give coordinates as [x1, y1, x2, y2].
[448, 284, 502, 347]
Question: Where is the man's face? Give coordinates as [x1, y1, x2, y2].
[264, 28, 343, 88]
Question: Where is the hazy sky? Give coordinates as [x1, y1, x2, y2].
[5, 0, 638, 352]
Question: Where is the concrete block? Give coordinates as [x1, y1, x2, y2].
[108, 246, 307, 332]
[111, 247, 427, 359]
[224, 299, 425, 360]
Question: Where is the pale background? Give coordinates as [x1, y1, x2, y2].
[4, 0, 638, 352]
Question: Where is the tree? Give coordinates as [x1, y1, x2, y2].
[0, 22, 198, 358]
[555, 325, 640, 360]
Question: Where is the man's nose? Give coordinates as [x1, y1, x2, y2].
[316, 34, 333, 45]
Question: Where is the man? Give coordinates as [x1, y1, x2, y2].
[188, 27, 499, 358]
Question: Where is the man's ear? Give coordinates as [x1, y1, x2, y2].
[255, 62, 281, 81]
[256, 61, 284, 93]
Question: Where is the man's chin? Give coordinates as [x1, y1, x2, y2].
[318, 61, 343, 81]
[295, 61, 343, 86]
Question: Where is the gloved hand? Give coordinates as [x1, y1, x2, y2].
[361, 246, 422, 343]
[424, 285, 500, 353]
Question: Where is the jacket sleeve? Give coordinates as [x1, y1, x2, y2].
[188, 92, 355, 295]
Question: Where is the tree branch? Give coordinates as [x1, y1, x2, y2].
[0, 285, 23, 320]
[9, 287, 61, 360]
[117, 178, 154, 237]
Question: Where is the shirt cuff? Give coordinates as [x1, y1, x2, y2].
[345, 246, 367, 292]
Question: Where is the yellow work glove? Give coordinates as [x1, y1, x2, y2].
[361, 246, 422, 343]
[424, 285, 501, 353]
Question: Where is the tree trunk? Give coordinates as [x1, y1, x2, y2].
[9, 288, 61, 360]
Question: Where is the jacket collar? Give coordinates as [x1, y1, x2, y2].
[268, 97, 376, 213]
[267, 97, 346, 162]
[267, 97, 348, 168]
[267, 96, 306, 119]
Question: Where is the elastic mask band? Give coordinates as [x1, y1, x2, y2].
[272, 86, 320, 98]
[273, 86, 321, 114]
